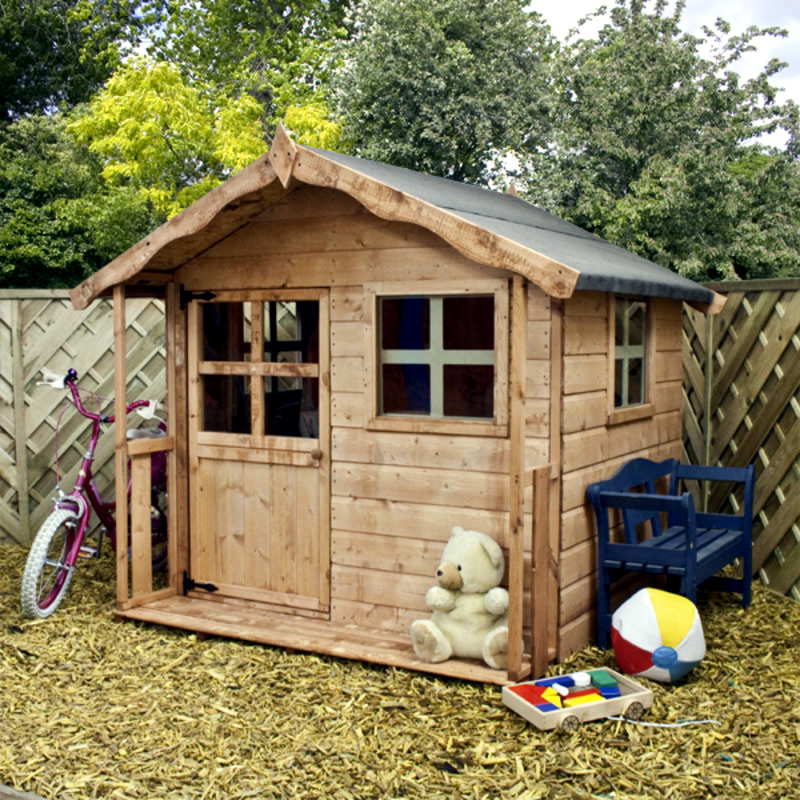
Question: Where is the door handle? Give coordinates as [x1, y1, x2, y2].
[310, 448, 323, 461]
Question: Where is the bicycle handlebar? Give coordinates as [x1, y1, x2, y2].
[38, 368, 162, 424]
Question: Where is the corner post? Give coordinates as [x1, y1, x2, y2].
[507, 276, 528, 681]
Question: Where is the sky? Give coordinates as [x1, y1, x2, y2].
[528, 0, 800, 114]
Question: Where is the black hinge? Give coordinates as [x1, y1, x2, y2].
[179, 284, 217, 310]
[183, 570, 219, 594]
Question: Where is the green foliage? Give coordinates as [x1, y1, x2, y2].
[0, 0, 161, 123]
[332, 0, 555, 184]
[68, 60, 268, 218]
[526, 0, 800, 281]
[150, 0, 348, 131]
[0, 116, 158, 288]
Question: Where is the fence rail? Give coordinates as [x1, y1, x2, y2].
[3, 283, 799, 601]
[0, 291, 165, 548]
[683, 278, 800, 601]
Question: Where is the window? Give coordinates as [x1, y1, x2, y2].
[199, 299, 320, 437]
[367, 281, 508, 435]
[614, 297, 647, 409]
[608, 295, 655, 426]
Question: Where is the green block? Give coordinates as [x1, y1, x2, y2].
[589, 669, 619, 689]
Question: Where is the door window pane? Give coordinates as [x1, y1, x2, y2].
[202, 375, 251, 433]
[202, 302, 250, 361]
[263, 301, 319, 363]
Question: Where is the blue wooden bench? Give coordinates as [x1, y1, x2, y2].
[587, 457, 755, 648]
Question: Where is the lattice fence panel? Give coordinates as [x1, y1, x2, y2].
[0, 292, 165, 546]
[683, 279, 800, 601]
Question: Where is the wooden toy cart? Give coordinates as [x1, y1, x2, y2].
[502, 668, 654, 732]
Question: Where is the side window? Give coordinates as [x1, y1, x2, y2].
[614, 297, 647, 408]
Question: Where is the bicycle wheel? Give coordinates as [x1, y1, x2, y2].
[21, 507, 80, 619]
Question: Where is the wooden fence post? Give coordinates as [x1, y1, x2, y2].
[12, 298, 30, 543]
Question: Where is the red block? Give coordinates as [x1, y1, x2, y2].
[508, 684, 548, 704]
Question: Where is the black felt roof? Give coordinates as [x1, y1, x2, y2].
[310, 147, 716, 307]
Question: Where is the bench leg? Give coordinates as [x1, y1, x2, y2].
[742, 548, 752, 608]
[597, 567, 612, 649]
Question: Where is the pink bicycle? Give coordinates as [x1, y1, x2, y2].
[21, 368, 168, 619]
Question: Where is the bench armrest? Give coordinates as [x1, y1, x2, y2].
[588, 489, 697, 545]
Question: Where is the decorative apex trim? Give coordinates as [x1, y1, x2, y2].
[269, 123, 298, 188]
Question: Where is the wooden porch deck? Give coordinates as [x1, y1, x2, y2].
[117, 594, 526, 685]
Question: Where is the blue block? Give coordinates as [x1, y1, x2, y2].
[600, 686, 621, 699]
[536, 676, 575, 689]
[535, 702, 561, 713]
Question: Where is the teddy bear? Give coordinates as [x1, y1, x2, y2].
[410, 526, 509, 669]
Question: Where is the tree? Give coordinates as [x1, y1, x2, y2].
[68, 60, 269, 218]
[526, 0, 800, 281]
[0, 0, 160, 123]
[149, 0, 348, 134]
[0, 116, 158, 288]
[331, 0, 555, 184]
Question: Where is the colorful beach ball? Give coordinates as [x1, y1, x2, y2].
[611, 588, 706, 682]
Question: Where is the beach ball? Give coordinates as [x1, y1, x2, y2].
[611, 588, 705, 682]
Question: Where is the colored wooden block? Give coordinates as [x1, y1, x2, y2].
[540, 689, 562, 708]
[563, 692, 603, 708]
[590, 669, 619, 689]
[535, 702, 561, 713]
[568, 688, 602, 699]
[508, 684, 548, 704]
[600, 686, 621, 699]
[536, 676, 575, 689]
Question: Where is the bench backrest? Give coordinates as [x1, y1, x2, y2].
[587, 457, 677, 543]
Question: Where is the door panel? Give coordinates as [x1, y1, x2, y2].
[187, 290, 330, 614]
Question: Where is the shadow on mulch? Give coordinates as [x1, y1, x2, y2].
[1, 543, 798, 800]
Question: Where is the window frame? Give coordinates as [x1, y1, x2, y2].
[365, 280, 509, 437]
[607, 294, 655, 426]
[190, 288, 327, 451]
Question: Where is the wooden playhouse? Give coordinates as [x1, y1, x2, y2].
[70, 126, 724, 684]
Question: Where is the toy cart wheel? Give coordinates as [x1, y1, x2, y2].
[560, 715, 580, 733]
[624, 702, 645, 721]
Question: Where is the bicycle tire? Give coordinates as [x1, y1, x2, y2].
[21, 507, 80, 619]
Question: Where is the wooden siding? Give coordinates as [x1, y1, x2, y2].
[556, 294, 684, 658]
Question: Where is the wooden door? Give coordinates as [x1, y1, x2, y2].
[186, 290, 330, 615]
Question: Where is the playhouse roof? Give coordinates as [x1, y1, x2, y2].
[70, 125, 724, 313]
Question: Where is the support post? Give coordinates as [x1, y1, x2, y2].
[113, 286, 129, 607]
[530, 464, 551, 678]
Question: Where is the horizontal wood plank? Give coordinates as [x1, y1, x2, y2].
[331, 496, 508, 543]
[332, 427, 509, 472]
[331, 463, 509, 511]
[563, 354, 607, 395]
[180, 247, 506, 292]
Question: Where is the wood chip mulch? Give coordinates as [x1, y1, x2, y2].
[1, 544, 798, 799]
